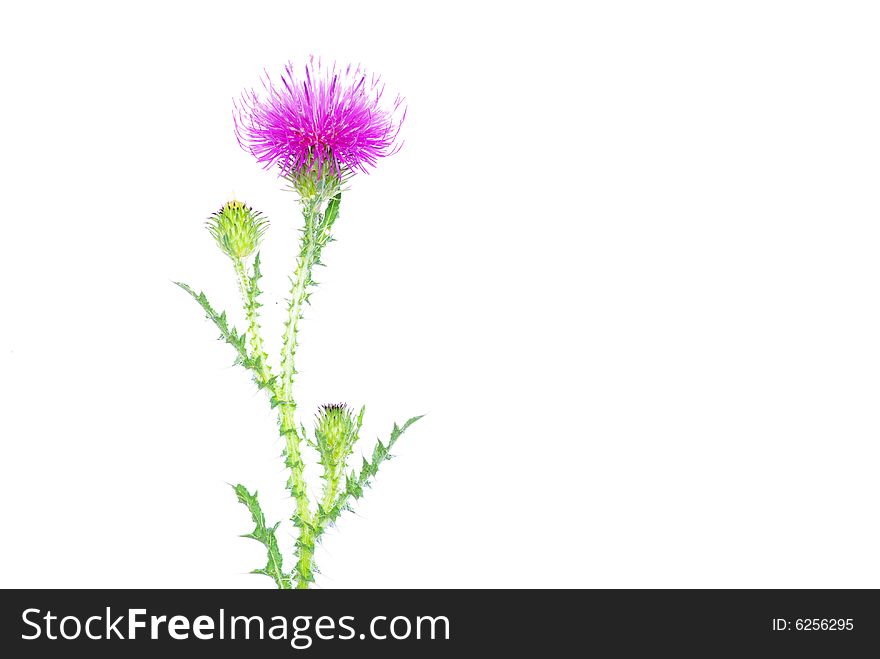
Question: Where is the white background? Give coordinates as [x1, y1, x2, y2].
[1, 1, 879, 588]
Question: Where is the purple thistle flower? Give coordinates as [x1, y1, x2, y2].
[234, 58, 406, 177]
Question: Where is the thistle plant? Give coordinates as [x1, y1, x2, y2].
[176, 59, 420, 589]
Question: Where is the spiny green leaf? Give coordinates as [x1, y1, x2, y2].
[176, 281, 274, 392]
[231, 484, 290, 589]
[318, 414, 425, 535]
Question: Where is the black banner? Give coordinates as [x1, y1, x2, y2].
[1, 589, 877, 655]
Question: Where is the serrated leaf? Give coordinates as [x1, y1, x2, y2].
[318, 414, 425, 535]
[176, 281, 274, 392]
[232, 484, 290, 589]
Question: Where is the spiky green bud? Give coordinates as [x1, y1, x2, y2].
[206, 200, 268, 260]
[315, 403, 357, 458]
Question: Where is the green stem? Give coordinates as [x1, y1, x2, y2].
[279, 200, 320, 407]
[321, 466, 341, 518]
[277, 189, 340, 588]
[232, 257, 273, 387]
[279, 405, 314, 587]
[295, 536, 316, 589]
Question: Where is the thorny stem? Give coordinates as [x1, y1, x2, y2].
[320, 466, 341, 520]
[280, 198, 321, 407]
[279, 216, 317, 586]
[280, 408, 314, 587]
[233, 257, 272, 387]
[278, 186, 340, 588]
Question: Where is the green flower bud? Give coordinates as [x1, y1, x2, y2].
[206, 200, 268, 260]
[315, 403, 358, 463]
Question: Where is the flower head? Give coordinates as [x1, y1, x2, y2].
[206, 200, 268, 260]
[316, 403, 356, 439]
[234, 58, 405, 177]
[315, 403, 360, 463]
